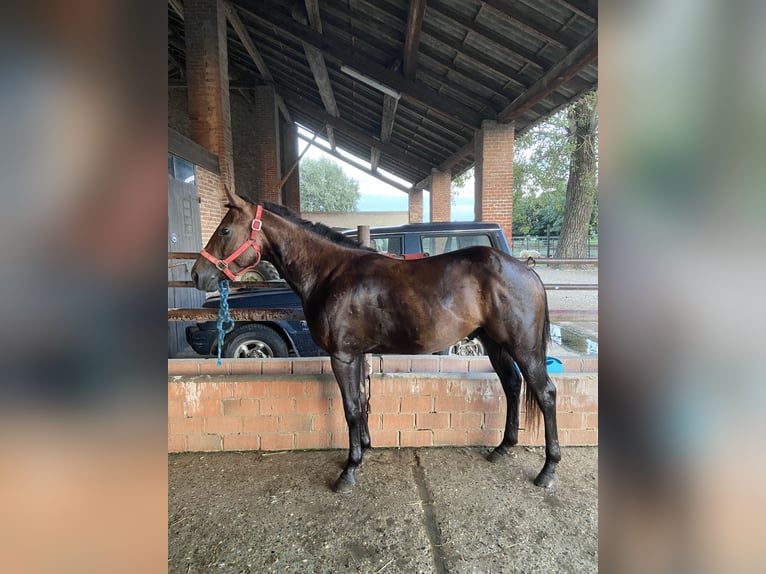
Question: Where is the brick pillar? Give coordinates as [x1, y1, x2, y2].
[430, 169, 451, 222]
[184, 0, 234, 193]
[253, 85, 281, 204]
[281, 121, 301, 213]
[475, 120, 514, 239]
[408, 188, 423, 223]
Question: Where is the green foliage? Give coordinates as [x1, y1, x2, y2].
[512, 94, 598, 236]
[299, 157, 360, 212]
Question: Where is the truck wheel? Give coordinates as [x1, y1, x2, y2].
[238, 261, 280, 282]
[223, 324, 289, 358]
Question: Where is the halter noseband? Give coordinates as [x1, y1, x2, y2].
[199, 204, 264, 281]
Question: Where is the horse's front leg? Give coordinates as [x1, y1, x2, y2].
[330, 353, 366, 494]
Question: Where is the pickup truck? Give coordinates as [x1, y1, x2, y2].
[186, 221, 512, 358]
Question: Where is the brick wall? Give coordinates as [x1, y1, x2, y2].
[409, 189, 423, 223]
[430, 170, 451, 222]
[196, 166, 226, 242]
[251, 85, 281, 204]
[168, 90, 190, 137]
[168, 356, 598, 453]
[475, 120, 514, 239]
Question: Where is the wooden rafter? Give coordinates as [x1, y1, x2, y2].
[403, 0, 426, 80]
[552, 0, 597, 22]
[237, 4, 485, 130]
[480, 0, 576, 50]
[168, 0, 184, 19]
[297, 133, 412, 193]
[286, 94, 432, 173]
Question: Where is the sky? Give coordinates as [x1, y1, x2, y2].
[297, 126, 475, 222]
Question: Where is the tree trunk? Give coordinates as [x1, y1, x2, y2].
[555, 94, 597, 259]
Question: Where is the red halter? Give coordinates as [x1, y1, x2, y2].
[199, 205, 264, 281]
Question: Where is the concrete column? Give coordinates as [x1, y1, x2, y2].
[475, 120, 514, 239]
[430, 169, 451, 222]
[184, 0, 234, 192]
[252, 85, 281, 204]
[281, 121, 301, 213]
[408, 188, 423, 223]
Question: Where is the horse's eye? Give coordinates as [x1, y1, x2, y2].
[220, 227, 231, 237]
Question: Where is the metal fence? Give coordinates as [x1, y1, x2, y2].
[512, 236, 599, 258]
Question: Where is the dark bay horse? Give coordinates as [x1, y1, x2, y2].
[191, 190, 560, 493]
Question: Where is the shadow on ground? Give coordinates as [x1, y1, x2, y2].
[169, 446, 597, 573]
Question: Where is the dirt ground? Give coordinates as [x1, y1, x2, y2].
[169, 446, 597, 573]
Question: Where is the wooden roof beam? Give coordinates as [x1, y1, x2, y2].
[168, 0, 184, 19]
[481, 0, 577, 50]
[403, 0, 426, 80]
[497, 31, 597, 123]
[298, 132, 413, 193]
[286, 93, 433, 173]
[552, 0, 597, 23]
[292, 0, 340, 151]
[224, 1, 292, 123]
[237, 3, 485, 130]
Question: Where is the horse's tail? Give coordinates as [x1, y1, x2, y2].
[524, 278, 550, 435]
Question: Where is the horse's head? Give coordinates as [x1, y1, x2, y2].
[190, 187, 266, 292]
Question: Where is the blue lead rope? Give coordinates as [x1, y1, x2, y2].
[216, 279, 235, 366]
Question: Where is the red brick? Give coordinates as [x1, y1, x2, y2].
[291, 359, 324, 374]
[416, 412, 450, 430]
[205, 416, 241, 434]
[401, 430, 432, 447]
[168, 399, 185, 418]
[168, 361, 199, 377]
[168, 382, 187, 400]
[566, 429, 598, 446]
[562, 358, 583, 372]
[243, 416, 278, 433]
[270, 381, 307, 398]
[366, 414, 381, 431]
[313, 414, 346, 432]
[295, 432, 330, 450]
[223, 399, 259, 416]
[260, 433, 294, 451]
[370, 430, 399, 448]
[433, 429, 467, 446]
[557, 411, 584, 430]
[435, 395, 468, 413]
[582, 358, 599, 372]
[517, 429, 544, 446]
[400, 395, 432, 413]
[466, 396, 502, 413]
[305, 379, 339, 398]
[278, 414, 312, 433]
[451, 412, 482, 430]
[261, 360, 293, 374]
[411, 378, 449, 395]
[169, 417, 204, 435]
[584, 412, 598, 429]
[229, 361, 262, 375]
[168, 435, 186, 452]
[233, 381, 270, 398]
[195, 381, 234, 399]
[260, 398, 294, 415]
[468, 358, 493, 373]
[409, 357, 439, 372]
[223, 434, 260, 451]
[198, 362, 231, 375]
[330, 432, 349, 449]
[187, 434, 222, 452]
[382, 413, 415, 430]
[295, 397, 331, 415]
[186, 398, 222, 417]
[483, 412, 507, 431]
[380, 357, 411, 373]
[467, 429, 501, 446]
[369, 395, 400, 413]
[438, 357, 469, 372]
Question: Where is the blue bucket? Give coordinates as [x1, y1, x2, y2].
[546, 357, 563, 373]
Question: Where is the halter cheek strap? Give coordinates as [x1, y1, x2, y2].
[199, 205, 264, 281]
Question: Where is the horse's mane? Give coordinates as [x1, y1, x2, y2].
[241, 198, 374, 252]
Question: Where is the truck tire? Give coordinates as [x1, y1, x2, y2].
[223, 324, 289, 358]
[238, 261, 280, 282]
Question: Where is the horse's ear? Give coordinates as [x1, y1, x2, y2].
[224, 184, 246, 209]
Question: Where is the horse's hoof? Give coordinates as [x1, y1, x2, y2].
[487, 449, 507, 463]
[533, 471, 558, 488]
[332, 476, 355, 494]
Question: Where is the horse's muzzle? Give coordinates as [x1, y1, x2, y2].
[190, 261, 220, 293]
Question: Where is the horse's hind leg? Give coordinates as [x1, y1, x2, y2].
[516, 354, 561, 488]
[330, 353, 367, 494]
[483, 337, 523, 463]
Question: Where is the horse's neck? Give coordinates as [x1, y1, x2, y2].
[263, 212, 349, 297]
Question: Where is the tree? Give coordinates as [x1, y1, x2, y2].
[300, 156, 360, 212]
[555, 92, 598, 258]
